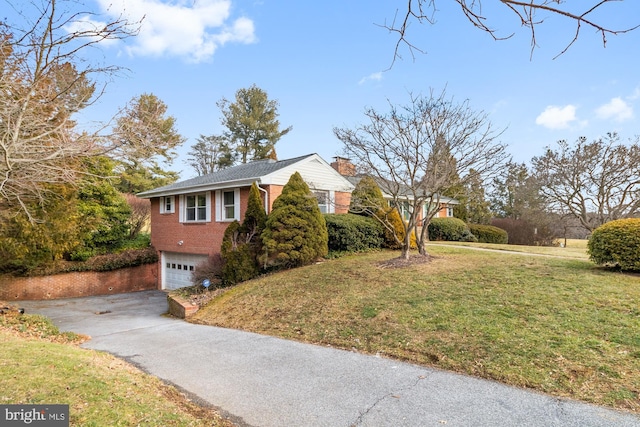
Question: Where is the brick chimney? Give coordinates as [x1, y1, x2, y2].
[331, 156, 356, 176]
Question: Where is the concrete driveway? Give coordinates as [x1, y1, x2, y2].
[19, 291, 640, 427]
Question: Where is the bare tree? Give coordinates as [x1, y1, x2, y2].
[531, 133, 640, 232]
[334, 89, 508, 259]
[0, 0, 139, 220]
[386, 1, 639, 62]
[185, 134, 235, 176]
[123, 193, 150, 239]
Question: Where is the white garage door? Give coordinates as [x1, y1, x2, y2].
[162, 252, 209, 290]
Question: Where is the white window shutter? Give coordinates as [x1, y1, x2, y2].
[206, 191, 212, 222]
[328, 191, 335, 214]
[215, 190, 222, 222]
[178, 195, 184, 222]
[234, 188, 241, 220]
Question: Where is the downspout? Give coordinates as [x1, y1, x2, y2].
[257, 182, 269, 213]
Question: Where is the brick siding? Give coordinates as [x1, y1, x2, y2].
[0, 263, 157, 301]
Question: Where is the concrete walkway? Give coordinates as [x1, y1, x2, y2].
[20, 291, 640, 427]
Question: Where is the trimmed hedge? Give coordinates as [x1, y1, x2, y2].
[468, 224, 508, 244]
[324, 214, 384, 252]
[428, 218, 476, 242]
[588, 218, 640, 271]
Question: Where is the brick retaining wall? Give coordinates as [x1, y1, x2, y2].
[0, 263, 158, 301]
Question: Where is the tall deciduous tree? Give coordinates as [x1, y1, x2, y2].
[110, 93, 184, 193]
[0, 0, 139, 220]
[185, 134, 234, 176]
[217, 84, 292, 164]
[387, 1, 639, 62]
[334, 89, 507, 259]
[531, 133, 640, 232]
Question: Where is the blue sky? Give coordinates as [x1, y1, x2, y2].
[56, 1, 640, 179]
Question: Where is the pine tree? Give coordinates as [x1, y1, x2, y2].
[217, 85, 292, 164]
[349, 176, 387, 216]
[220, 183, 267, 285]
[260, 172, 328, 269]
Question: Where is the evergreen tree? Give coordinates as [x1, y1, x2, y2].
[242, 183, 267, 246]
[349, 176, 406, 248]
[0, 184, 82, 273]
[465, 169, 492, 224]
[111, 93, 184, 193]
[260, 172, 328, 269]
[73, 157, 132, 259]
[349, 176, 387, 216]
[217, 85, 292, 164]
[220, 183, 266, 284]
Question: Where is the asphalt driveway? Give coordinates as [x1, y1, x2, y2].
[19, 291, 640, 427]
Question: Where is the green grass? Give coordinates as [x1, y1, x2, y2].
[0, 312, 232, 427]
[192, 245, 640, 413]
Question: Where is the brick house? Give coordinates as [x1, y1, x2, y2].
[330, 156, 459, 221]
[137, 153, 354, 290]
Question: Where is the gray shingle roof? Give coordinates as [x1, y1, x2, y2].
[346, 174, 458, 204]
[137, 154, 315, 197]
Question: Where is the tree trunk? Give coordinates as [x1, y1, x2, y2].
[400, 245, 410, 260]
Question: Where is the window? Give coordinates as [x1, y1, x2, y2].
[399, 202, 411, 221]
[185, 194, 207, 221]
[160, 196, 175, 214]
[223, 191, 235, 219]
[446, 207, 454, 217]
[314, 191, 329, 214]
[215, 189, 240, 222]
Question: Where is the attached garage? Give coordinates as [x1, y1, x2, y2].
[161, 252, 209, 290]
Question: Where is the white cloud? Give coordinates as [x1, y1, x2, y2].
[64, 16, 121, 47]
[595, 97, 634, 122]
[628, 87, 640, 101]
[535, 105, 579, 130]
[358, 72, 383, 85]
[94, 0, 256, 63]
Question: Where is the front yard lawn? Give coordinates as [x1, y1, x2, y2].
[192, 245, 640, 413]
[0, 311, 233, 426]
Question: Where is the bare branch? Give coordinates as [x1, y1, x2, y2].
[531, 133, 640, 231]
[0, 0, 140, 220]
[334, 88, 508, 258]
[385, 0, 639, 63]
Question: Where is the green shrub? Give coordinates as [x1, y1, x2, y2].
[469, 224, 508, 244]
[116, 233, 151, 251]
[324, 214, 384, 252]
[221, 221, 260, 285]
[588, 218, 640, 271]
[428, 218, 471, 241]
[29, 247, 159, 276]
[381, 208, 406, 249]
[81, 247, 158, 271]
[261, 172, 328, 269]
